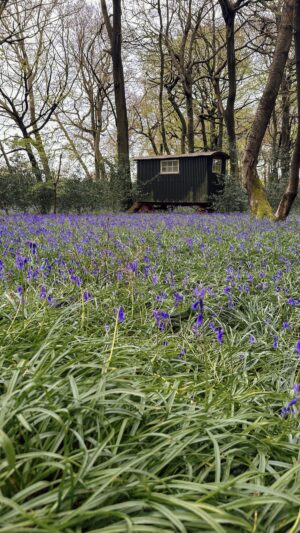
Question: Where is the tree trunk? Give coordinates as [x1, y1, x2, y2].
[101, 0, 132, 209]
[276, 0, 300, 219]
[270, 110, 279, 182]
[20, 131, 43, 182]
[185, 71, 194, 152]
[199, 110, 208, 150]
[242, 0, 294, 219]
[279, 67, 292, 180]
[167, 90, 187, 153]
[0, 140, 12, 171]
[157, 0, 170, 155]
[217, 114, 224, 150]
[218, 2, 239, 179]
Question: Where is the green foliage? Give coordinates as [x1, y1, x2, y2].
[211, 174, 248, 212]
[1, 213, 300, 530]
[0, 166, 36, 212]
[0, 160, 136, 214]
[266, 178, 300, 212]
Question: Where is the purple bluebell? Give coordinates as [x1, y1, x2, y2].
[70, 275, 82, 287]
[15, 256, 28, 270]
[83, 290, 91, 302]
[178, 348, 186, 359]
[196, 313, 203, 326]
[296, 340, 300, 357]
[191, 298, 204, 312]
[153, 310, 169, 330]
[174, 291, 183, 305]
[293, 384, 300, 395]
[40, 286, 47, 299]
[216, 327, 224, 344]
[127, 261, 138, 273]
[287, 398, 299, 408]
[152, 274, 158, 285]
[118, 306, 125, 323]
[28, 242, 37, 254]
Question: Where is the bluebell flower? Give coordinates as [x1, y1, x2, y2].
[273, 336, 278, 349]
[280, 406, 290, 417]
[153, 310, 169, 330]
[156, 291, 166, 302]
[249, 334, 256, 344]
[118, 306, 125, 322]
[178, 348, 186, 359]
[174, 291, 183, 305]
[152, 274, 158, 285]
[296, 340, 300, 357]
[191, 298, 204, 311]
[70, 275, 82, 287]
[283, 321, 290, 330]
[196, 313, 203, 326]
[193, 287, 206, 299]
[127, 261, 138, 273]
[288, 298, 296, 307]
[83, 290, 91, 302]
[216, 327, 224, 344]
[288, 398, 299, 407]
[293, 384, 300, 395]
[40, 285, 46, 299]
[27, 242, 37, 254]
[15, 256, 28, 270]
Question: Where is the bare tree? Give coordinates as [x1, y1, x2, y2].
[0, 0, 70, 183]
[101, 0, 132, 208]
[55, 2, 113, 181]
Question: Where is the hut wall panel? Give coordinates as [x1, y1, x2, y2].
[138, 157, 209, 203]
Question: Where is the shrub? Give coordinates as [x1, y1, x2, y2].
[211, 174, 248, 212]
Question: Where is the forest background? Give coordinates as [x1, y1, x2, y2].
[0, 0, 299, 214]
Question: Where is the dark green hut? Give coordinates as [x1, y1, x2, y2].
[133, 151, 229, 211]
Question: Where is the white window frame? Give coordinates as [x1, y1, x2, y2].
[212, 159, 223, 174]
[160, 159, 180, 174]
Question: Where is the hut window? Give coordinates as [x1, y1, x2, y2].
[160, 159, 179, 174]
[212, 159, 222, 174]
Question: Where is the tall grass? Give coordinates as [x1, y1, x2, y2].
[0, 213, 300, 532]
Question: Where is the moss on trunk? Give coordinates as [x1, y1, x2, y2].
[250, 177, 275, 220]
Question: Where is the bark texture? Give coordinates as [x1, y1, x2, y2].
[276, 0, 300, 219]
[242, 0, 294, 219]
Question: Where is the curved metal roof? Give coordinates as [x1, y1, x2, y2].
[134, 150, 229, 160]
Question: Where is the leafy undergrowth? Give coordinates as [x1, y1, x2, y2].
[0, 213, 300, 532]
